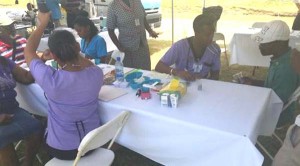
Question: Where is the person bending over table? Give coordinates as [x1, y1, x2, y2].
[243, 20, 300, 127]
[24, 12, 104, 160]
[155, 14, 221, 81]
[107, 0, 159, 70]
[0, 57, 43, 166]
[74, 16, 107, 64]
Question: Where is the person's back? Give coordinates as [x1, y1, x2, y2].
[24, 13, 104, 159]
[30, 60, 103, 150]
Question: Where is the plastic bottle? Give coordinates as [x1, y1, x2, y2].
[95, 58, 100, 65]
[115, 57, 124, 82]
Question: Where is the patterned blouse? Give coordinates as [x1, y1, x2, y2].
[107, 0, 147, 51]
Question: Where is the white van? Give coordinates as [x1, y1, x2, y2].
[85, 0, 162, 30]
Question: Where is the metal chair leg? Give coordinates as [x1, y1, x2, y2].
[273, 133, 284, 145]
[223, 40, 229, 66]
[252, 66, 258, 76]
[257, 141, 274, 161]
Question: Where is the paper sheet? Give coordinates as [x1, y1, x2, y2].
[98, 85, 128, 102]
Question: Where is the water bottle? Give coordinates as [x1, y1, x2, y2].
[95, 58, 100, 65]
[115, 57, 124, 82]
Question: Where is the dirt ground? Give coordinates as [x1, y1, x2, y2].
[1, 1, 298, 165]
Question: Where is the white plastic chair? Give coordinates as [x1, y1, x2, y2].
[45, 110, 131, 166]
[257, 86, 300, 160]
[252, 22, 266, 28]
[213, 32, 228, 66]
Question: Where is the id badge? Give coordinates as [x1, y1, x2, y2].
[193, 63, 203, 73]
[135, 19, 140, 26]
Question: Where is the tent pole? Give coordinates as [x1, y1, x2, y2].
[172, 0, 174, 44]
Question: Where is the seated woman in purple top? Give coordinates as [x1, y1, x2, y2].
[24, 12, 103, 160]
[155, 14, 221, 81]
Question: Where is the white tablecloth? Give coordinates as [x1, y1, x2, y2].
[15, 64, 283, 166]
[37, 30, 117, 53]
[230, 28, 300, 67]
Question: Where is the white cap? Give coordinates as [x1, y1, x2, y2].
[0, 14, 14, 27]
[251, 20, 290, 44]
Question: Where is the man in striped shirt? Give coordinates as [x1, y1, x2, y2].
[0, 15, 26, 65]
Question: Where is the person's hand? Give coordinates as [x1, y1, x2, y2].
[36, 12, 51, 28]
[0, 114, 14, 124]
[241, 76, 253, 85]
[175, 70, 195, 81]
[149, 30, 159, 38]
[41, 49, 53, 62]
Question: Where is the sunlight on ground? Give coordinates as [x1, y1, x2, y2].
[0, 1, 296, 165]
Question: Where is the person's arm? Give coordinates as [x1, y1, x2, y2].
[155, 61, 195, 81]
[155, 61, 173, 75]
[24, 12, 51, 67]
[0, 114, 14, 124]
[292, 49, 300, 74]
[108, 29, 125, 52]
[107, 3, 125, 52]
[155, 41, 195, 81]
[242, 77, 265, 86]
[12, 65, 34, 84]
[143, 16, 158, 38]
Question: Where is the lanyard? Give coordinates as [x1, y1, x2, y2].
[118, 0, 135, 13]
[186, 38, 203, 73]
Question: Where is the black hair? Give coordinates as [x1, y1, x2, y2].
[73, 16, 99, 38]
[48, 30, 78, 63]
[193, 14, 215, 33]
